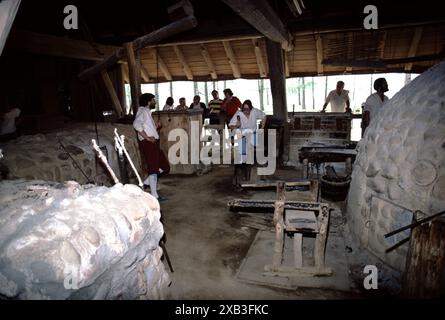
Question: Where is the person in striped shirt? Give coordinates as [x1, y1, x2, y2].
[208, 90, 223, 124]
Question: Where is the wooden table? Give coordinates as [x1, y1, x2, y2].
[299, 145, 357, 178]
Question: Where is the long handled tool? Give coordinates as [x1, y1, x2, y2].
[114, 129, 174, 273]
[114, 128, 143, 187]
[92, 139, 119, 184]
[59, 140, 93, 184]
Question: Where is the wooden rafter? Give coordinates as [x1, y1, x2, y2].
[316, 35, 324, 75]
[78, 15, 197, 80]
[222, 40, 241, 78]
[173, 45, 193, 80]
[405, 27, 423, 72]
[140, 64, 151, 82]
[122, 64, 129, 83]
[152, 49, 172, 81]
[201, 44, 217, 80]
[252, 39, 267, 78]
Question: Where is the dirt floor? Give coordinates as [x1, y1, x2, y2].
[158, 165, 366, 299]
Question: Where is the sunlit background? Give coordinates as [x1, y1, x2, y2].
[126, 73, 419, 141]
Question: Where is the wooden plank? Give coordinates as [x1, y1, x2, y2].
[125, 42, 141, 115]
[264, 265, 332, 276]
[316, 35, 324, 75]
[252, 39, 267, 78]
[221, 0, 293, 51]
[0, 0, 21, 55]
[272, 181, 286, 270]
[404, 27, 423, 71]
[152, 48, 173, 81]
[78, 15, 197, 80]
[200, 45, 217, 80]
[402, 219, 445, 298]
[222, 40, 241, 78]
[100, 70, 124, 116]
[293, 233, 303, 268]
[173, 45, 193, 80]
[314, 205, 329, 271]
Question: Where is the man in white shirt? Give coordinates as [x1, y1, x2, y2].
[362, 78, 389, 134]
[321, 81, 351, 113]
[0, 107, 21, 142]
[133, 93, 170, 200]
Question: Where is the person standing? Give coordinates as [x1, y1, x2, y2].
[162, 97, 174, 111]
[321, 81, 351, 113]
[175, 97, 188, 111]
[208, 90, 223, 125]
[228, 100, 266, 187]
[362, 78, 389, 134]
[222, 88, 241, 123]
[133, 93, 170, 201]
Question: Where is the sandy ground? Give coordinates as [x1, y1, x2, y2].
[157, 165, 362, 299]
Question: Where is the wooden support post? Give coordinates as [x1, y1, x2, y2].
[222, 40, 241, 78]
[265, 39, 288, 122]
[272, 182, 286, 269]
[314, 205, 329, 271]
[125, 42, 141, 115]
[173, 45, 193, 80]
[201, 44, 218, 80]
[402, 219, 445, 298]
[100, 70, 124, 116]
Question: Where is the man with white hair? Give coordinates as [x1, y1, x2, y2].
[321, 81, 351, 113]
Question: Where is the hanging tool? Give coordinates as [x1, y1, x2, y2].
[58, 140, 93, 184]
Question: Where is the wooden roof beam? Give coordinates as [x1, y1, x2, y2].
[201, 44, 218, 80]
[221, 0, 293, 51]
[152, 49, 172, 81]
[173, 45, 193, 80]
[316, 35, 324, 75]
[222, 40, 241, 78]
[100, 70, 124, 116]
[252, 39, 267, 78]
[6, 29, 119, 61]
[78, 15, 197, 80]
[405, 27, 423, 72]
[140, 64, 151, 82]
